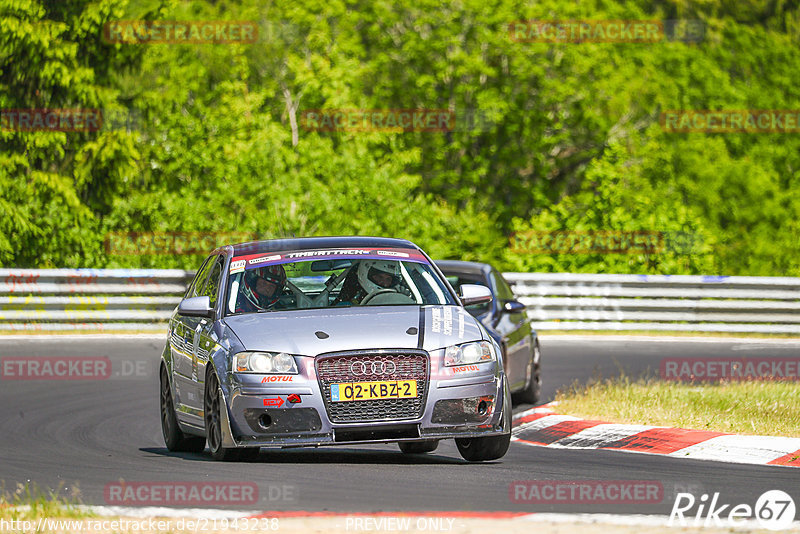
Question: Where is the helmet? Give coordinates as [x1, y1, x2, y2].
[242, 265, 287, 309]
[357, 260, 401, 295]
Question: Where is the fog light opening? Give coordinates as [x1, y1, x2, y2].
[477, 400, 488, 416]
[258, 414, 272, 428]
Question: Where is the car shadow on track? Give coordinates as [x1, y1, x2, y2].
[140, 447, 487, 465]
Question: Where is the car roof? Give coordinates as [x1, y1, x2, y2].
[228, 236, 419, 256]
[434, 260, 493, 276]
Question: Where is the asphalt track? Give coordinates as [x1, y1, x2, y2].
[1, 335, 798, 516]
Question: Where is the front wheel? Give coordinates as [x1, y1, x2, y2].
[398, 440, 439, 454]
[455, 433, 511, 462]
[204, 369, 243, 461]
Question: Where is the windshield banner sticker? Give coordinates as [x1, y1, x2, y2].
[232, 248, 427, 270]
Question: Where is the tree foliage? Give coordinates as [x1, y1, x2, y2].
[1, 0, 798, 275]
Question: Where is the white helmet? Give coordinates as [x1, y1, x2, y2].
[357, 260, 401, 294]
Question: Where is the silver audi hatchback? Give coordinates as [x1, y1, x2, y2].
[160, 236, 512, 461]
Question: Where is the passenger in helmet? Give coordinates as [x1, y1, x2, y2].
[237, 264, 287, 312]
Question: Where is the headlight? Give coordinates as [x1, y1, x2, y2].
[235, 352, 298, 374]
[444, 341, 495, 367]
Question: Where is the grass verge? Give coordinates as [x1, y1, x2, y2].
[0, 483, 89, 520]
[554, 377, 800, 437]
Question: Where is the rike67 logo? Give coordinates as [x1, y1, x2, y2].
[670, 490, 796, 530]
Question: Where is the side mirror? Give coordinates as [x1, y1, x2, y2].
[503, 300, 526, 314]
[459, 284, 493, 307]
[178, 296, 214, 318]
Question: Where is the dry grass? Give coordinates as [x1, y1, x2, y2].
[0, 483, 88, 521]
[554, 377, 800, 437]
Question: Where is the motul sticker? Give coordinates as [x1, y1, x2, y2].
[261, 375, 293, 383]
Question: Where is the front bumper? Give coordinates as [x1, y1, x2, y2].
[217, 352, 511, 448]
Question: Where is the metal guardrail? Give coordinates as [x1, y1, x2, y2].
[504, 273, 800, 333]
[0, 269, 192, 332]
[1, 269, 799, 334]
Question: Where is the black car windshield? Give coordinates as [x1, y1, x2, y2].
[443, 273, 491, 318]
[225, 248, 457, 315]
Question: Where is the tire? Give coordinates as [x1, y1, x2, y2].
[455, 433, 511, 462]
[204, 369, 243, 461]
[398, 440, 439, 454]
[160, 366, 206, 453]
[515, 340, 541, 405]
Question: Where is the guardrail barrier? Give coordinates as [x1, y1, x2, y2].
[1, 270, 798, 334]
[505, 273, 800, 333]
[0, 269, 192, 332]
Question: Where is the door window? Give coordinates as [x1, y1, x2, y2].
[185, 255, 215, 298]
[198, 256, 224, 310]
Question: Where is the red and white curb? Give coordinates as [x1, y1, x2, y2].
[512, 405, 800, 468]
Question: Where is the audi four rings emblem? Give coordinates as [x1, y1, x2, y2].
[350, 360, 397, 375]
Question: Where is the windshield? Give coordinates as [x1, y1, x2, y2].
[225, 248, 456, 315]
[444, 273, 491, 318]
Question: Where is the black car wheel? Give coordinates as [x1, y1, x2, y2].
[398, 440, 439, 454]
[455, 433, 510, 462]
[515, 339, 541, 405]
[160, 366, 205, 453]
[204, 369, 247, 461]
[456, 375, 512, 461]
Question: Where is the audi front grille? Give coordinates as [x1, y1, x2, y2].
[316, 350, 430, 423]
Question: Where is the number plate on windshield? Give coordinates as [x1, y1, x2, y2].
[330, 380, 417, 402]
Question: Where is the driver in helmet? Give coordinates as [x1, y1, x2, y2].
[351, 260, 407, 304]
[334, 260, 411, 306]
[237, 264, 287, 312]
[358, 260, 399, 291]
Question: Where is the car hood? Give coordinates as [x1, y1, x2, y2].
[223, 305, 485, 355]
